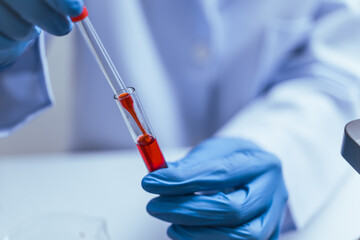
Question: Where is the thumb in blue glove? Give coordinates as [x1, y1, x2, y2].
[142, 137, 288, 240]
[0, 0, 84, 66]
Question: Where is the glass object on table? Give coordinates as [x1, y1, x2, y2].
[2, 212, 111, 240]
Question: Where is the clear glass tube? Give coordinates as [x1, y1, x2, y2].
[75, 18, 126, 94]
[114, 88, 167, 172]
[72, 8, 167, 172]
[114, 88, 152, 142]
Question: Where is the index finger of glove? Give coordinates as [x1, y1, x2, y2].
[3, 0, 72, 36]
[42, 0, 84, 17]
[0, 3, 40, 41]
[142, 148, 279, 195]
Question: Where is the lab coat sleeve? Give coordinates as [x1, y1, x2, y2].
[0, 33, 54, 137]
[217, 4, 360, 229]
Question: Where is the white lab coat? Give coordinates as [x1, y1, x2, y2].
[1, 0, 360, 232]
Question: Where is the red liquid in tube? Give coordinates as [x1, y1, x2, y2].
[118, 93, 167, 172]
[137, 135, 167, 172]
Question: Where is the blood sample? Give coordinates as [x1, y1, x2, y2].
[116, 90, 167, 172]
[137, 135, 167, 172]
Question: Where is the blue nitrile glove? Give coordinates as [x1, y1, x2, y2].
[142, 138, 288, 240]
[0, 0, 84, 66]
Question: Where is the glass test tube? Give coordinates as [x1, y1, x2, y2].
[71, 7, 126, 93]
[115, 88, 167, 172]
[71, 7, 167, 172]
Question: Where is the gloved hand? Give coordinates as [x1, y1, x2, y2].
[0, 0, 84, 66]
[142, 137, 288, 240]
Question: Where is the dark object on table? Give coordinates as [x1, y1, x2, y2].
[341, 119, 360, 174]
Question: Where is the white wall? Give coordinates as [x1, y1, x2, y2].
[0, 33, 75, 156]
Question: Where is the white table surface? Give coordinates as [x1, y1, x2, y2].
[0, 149, 359, 239]
[281, 164, 360, 240]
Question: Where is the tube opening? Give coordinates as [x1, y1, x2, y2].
[114, 87, 135, 100]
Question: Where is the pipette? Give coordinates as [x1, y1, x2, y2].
[71, 7, 167, 172]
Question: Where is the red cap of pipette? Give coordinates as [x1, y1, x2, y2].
[71, 7, 88, 22]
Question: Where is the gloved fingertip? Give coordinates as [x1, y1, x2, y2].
[145, 198, 158, 215]
[52, 21, 73, 36]
[146, 197, 173, 218]
[167, 225, 179, 240]
[67, 0, 84, 17]
[167, 225, 190, 240]
[63, 21, 73, 35]
[141, 176, 159, 192]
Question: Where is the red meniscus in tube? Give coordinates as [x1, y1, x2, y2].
[118, 93, 167, 172]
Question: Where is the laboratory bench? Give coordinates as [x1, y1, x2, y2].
[0, 149, 359, 239]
